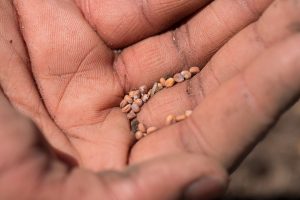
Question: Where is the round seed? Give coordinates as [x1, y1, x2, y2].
[135, 131, 144, 140]
[124, 95, 133, 104]
[147, 127, 158, 134]
[176, 114, 186, 122]
[139, 85, 148, 95]
[189, 66, 200, 75]
[157, 83, 163, 90]
[174, 73, 184, 83]
[127, 110, 136, 120]
[160, 78, 166, 86]
[185, 110, 193, 117]
[131, 118, 139, 133]
[131, 102, 140, 113]
[147, 89, 152, 97]
[129, 91, 135, 98]
[142, 94, 149, 103]
[181, 70, 192, 79]
[165, 78, 175, 88]
[120, 99, 128, 108]
[151, 82, 158, 97]
[133, 90, 141, 100]
[134, 99, 143, 107]
[138, 123, 146, 133]
[166, 114, 176, 125]
[122, 104, 131, 113]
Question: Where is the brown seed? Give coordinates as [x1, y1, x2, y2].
[142, 94, 149, 103]
[165, 78, 175, 88]
[129, 91, 135, 98]
[127, 110, 136, 120]
[176, 114, 186, 122]
[135, 131, 144, 140]
[166, 115, 176, 125]
[147, 127, 158, 134]
[132, 90, 141, 100]
[131, 102, 140, 113]
[131, 118, 139, 133]
[157, 83, 163, 90]
[189, 66, 200, 75]
[160, 78, 166, 86]
[147, 89, 152, 96]
[185, 110, 193, 117]
[120, 99, 128, 108]
[174, 73, 184, 83]
[138, 123, 146, 133]
[181, 70, 192, 79]
[151, 82, 158, 97]
[122, 104, 131, 113]
[124, 95, 133, 104]
[134, 99, 143, 107]
[139, 85, 148, 95]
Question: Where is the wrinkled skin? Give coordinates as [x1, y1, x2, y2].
[0, 0, 300, 199]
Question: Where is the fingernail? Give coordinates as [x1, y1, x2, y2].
[183, 176, 227, 200]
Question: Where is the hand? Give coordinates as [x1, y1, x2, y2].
[0, 0, 300, 199]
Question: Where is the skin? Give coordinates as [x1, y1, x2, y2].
[0, 0, 300, 199]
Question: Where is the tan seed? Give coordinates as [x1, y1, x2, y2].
[127, 110, 136, 120]
[133, 90, 141, 100]
[139, 85, 148, 95]
[147, 89, 152, 96]
[142, 94, 149, 103]
[189, 66, 200, 75]
[138, 123, 146, 133]
[134, 99, 143, 107]
[131, 103, 140, 113]
[135, 131, 144, 140]
[122, 104, 131, 113]
[176, 114, 186, 122]
[185, 110, 193, 117]
[157, 83, 163, 90]
[174, 73, 184, 83]
[165, 78, 175, 88]
[120, 99, 128, 108]
[129, 91, 135, 98]
[160, 78, 166, 86]
[124, 95, 133, 104]
[151, 82, 158, 97]
[181, 70, 192, 79]
[166, 115, 176, 125]
[147, 127, 158, 134]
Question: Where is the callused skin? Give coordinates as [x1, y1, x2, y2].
[0, 0, 300, 199]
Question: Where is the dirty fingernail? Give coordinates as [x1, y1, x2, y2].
[184, 176, 226, 200]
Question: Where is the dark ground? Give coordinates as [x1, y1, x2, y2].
[225, 101, 300, 198]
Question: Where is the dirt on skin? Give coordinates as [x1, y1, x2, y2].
[225, 100, 300, 199]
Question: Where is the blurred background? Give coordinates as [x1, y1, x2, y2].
[224, 101, 300, 199]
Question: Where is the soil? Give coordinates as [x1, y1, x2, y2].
[225, 100, 300, 199]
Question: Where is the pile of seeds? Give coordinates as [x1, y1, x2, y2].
[119, 66, 200, 140]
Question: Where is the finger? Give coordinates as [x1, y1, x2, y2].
[96, 153, 228, 200]
[14, 0, 132, 170]
[0, 89, 69, 199]
[114, 0, 273, 91]
[75, 0, 211, 48]
[130, 34, 300, 171]
[0, 0, 76, 161]
[137, 0, 300, 127]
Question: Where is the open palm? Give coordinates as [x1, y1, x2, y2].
[2, 0, 300, 190]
